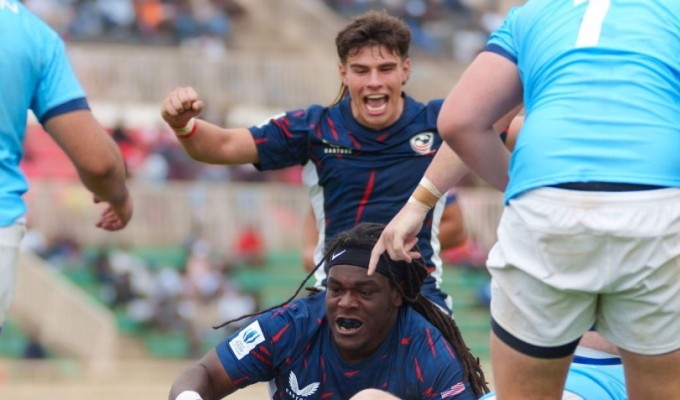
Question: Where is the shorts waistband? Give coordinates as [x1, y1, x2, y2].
[550, 182, 667, 192]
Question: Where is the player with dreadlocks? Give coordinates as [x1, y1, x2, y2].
[168, 223, 488, 400]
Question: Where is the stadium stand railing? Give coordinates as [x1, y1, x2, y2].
[10, 251, 118, 375]
[24, 180, 503, 252]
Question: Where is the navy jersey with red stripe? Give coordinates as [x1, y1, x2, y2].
[216, 292, 475, 399]
[250, 95, 451, 312]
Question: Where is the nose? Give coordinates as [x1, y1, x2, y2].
[367, 69, 382, 87]
[338, 291, 358, 309]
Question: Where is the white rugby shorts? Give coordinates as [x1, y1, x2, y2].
[488, 187, 680, 355]
[0, 220, 26, 327]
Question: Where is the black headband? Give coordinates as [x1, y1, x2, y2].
[326, 247, 408, 281]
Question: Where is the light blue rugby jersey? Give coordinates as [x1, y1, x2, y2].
[0, 1, 88, 226]
[485, 1, 680, 203]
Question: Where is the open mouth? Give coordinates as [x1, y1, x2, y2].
[364, 94, 388, 113]
[336, 317, 363, 333]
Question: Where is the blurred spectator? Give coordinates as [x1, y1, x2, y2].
[23, 333, 48, 360]
[180, 238, 256, 355]
[41, 233, 82, 268]
[26, 0, 245, 48]
[134, 0, 165, 33]
[233, 224, 265, 268]
[323, 0, 503, 60]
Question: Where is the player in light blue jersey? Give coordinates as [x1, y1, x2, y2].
[373, 1, 680, 398]
[0, 1, 132, 334]
[167, 223, 489, 400]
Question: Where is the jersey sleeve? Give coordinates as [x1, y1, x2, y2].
[30, 26, 88, 124]
[249, 106, 322, 171]
[425, 99, 444, 129]
[214, 297, 317, 388]
[484, 6, 521, 64]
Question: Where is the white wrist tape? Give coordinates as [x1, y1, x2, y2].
[175, 390, 203, 400]
[419, 177, 443, 199]
[407, 195, 432, 212]
[173, 118, 196, 137]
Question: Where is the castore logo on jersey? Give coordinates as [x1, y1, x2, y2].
[286, 371, 320, 399]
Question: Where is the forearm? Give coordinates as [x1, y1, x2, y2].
[445, 129, 510, 192]
[77, 159, 129, 205]
[169, 364, 216, 400]
[174, 120, 257, 165]
[420, 143, 468, 202]
[45, 110, 129, 204]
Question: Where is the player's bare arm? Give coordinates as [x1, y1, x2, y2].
[438, 52, 521, 192]
[161, 86, 260, 165]
[169, 349, 237, 400]
[44, 110, 132, 231]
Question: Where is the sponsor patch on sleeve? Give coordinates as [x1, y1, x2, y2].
[229, 320, 266, 360]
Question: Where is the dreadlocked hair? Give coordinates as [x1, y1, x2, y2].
[213, 222, 488, 396]
[324, 223, 489, 397]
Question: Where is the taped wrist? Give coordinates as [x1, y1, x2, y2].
[408, 177, 443, 211]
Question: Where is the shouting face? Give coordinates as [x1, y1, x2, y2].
[338, 45, 410, 131]
[325, 264, 402, 363]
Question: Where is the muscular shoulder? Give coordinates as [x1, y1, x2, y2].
[2, 2, 60, 47]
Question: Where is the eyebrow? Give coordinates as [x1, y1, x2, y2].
[348, 61, 398, 69]
[327, 277, 382, 288]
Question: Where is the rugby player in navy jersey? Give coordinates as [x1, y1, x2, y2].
[302, 189, 466, 273]
[168, 223, 488, 400]
[161, 10, 514, 315]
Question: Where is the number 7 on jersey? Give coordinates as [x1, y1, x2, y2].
[574, 0, 611, 47]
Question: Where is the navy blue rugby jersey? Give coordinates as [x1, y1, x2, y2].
[250, 95, 451, 312]
[216, 292, 475, 399]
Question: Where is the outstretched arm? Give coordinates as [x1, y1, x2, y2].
[370, 143, 466, 271]
[169, 349, 238, 400]
[161, 86, 259, 165]
[370, 52, 523, 273]
[44, 110, 132, 231]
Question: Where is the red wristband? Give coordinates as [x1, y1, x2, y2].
[174, 118, 198, 139]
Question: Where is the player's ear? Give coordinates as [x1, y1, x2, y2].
[338, 62, 348, 85]
[401, 57, 411, 86]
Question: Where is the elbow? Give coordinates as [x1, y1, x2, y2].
[437, 114, 469, 145]
[437, 113, 494, 147]
[78, 154, 124, 181]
